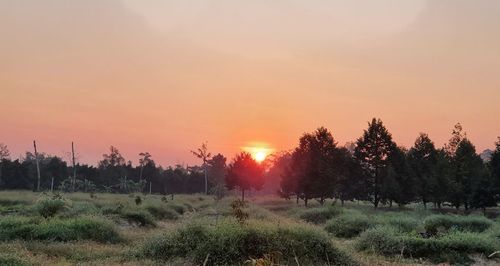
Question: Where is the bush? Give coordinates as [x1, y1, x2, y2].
[121, 209, 156, 227]
[356, 226, 497, 264]
[137, 219, 356, 265]
[325, 213, 373, 238]
[299, 206, 342, 224]
[34, 197, 67, 218]
[424, 215, 493, 235]
[145, 204, 178, 220]
[0, 216, 121, 243]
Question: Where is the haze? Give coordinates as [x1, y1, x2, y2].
[1, 0, 499, 165]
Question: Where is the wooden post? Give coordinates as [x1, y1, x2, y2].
[72, 142, 76, 192]
[34, 140, 41, 191]
[51, 177, 54, 192]
[149, 181, 152, 194]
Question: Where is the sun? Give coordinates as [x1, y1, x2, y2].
[254, 150, 267, 163]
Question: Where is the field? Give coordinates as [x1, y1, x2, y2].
[0, 191, 499, 266]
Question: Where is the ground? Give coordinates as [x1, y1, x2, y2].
[0, 191, 499, 265]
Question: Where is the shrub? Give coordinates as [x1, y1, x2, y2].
[357, 226, 497, 264]
[34, 197, 67, 218]
[121, 209, 156, 227]
[145, 204, 178, 220]
[135, 196, 142, 205]
[424, 215, 493, 235]
[325, 213, 373, 238]
[137, 219, 356, 265]
[299, 206, 342, 224]
[0, 216, 121, 243]
[376, 214, 420, 233]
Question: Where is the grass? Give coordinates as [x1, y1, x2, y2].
[0, 191, 498, 265]
[137, 218, 357, 265]
[0, 216, 121, 243]
[298, 205, 343, 224]
[325, 210, 374, 238]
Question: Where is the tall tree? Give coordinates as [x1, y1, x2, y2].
[191, 142, 211, 195]
[207, 153, 227, 198]
[226, 152, 264, 201]
[491, 137, 500, 198]
[450, 139, 486, 210]
[354, 118, 396, 208]
[408, 133, 438, 209]
[98, 146, 126, 187]
[138, 152, 152, 183]
[384, 146, 415, 207]
[0, 143, 10, 188]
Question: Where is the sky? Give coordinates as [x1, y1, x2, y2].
[1, 0, 499, 166]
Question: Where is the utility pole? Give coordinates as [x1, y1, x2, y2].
[34, 140, 41, 191]
[72, 142, 76, 192]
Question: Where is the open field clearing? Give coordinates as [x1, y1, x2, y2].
[0, 191, 499, 266]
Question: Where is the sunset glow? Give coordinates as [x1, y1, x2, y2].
[243, 145, 273, 163]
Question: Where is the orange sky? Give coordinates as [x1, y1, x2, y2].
[1, 0, 499, 166]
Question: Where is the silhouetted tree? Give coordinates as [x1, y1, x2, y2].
[0, 143, 10, 188]
[226, 152, 264, 201]
[354, 118, 396, 208]
[384, 146, 415, 207]
[191, 142, 211, 194]
[408, 133, 438, 209]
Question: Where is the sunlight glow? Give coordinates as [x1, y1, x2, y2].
[242, 144, 274, 163]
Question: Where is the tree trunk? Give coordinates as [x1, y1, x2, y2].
[72, 142, 76, 192]
[296, 194, 299, 205]
[241, 189, 245, 202]
[423, 201, 427, 209]
[304, 198, 308, 207]
[389, 200, 393, 208]
[204, 162, 208, 195]
[34, 140, 41, 191]
[341, 199, 344, 207]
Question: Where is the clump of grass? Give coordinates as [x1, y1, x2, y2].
[299, 206, 342, 224]
[424, 214, 493, 235]
[34, 197, 67, 218]
[145, 204, 179, 220]
[0, 216, 121, 243]
[121, 209, 156, 227]
[0, 253, 32, 266]
[167, 203, 186, 215]
[356, 225, 497, 264]
[325, 212, 373, 238]
[137, 219, 356, 265]
[376, 213, 420, 233]
[60, 201, 99, 218]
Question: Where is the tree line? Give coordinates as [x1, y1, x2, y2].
[0, 118, 499, 212]
[279, 119, 500, 212]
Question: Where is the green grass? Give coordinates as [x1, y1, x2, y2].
[298, 205, 343, 224]
[325, 211, 374, 238]
[137, 218, 357, 265]
[0, 216, 121, 243]
[423, 214, 493, 235]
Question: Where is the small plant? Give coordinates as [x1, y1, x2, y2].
[161, 196, 168, 202]
[231, 199, 249, 224]
[35, 196, 67, 218]
[135, 195, 142, 205]
[325, 213, 373, 238]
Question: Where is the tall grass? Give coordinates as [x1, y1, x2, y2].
[423, 214, 493, 235]
[325, 211, 374, 238]
[137, 219, 357, 265]
[298, 205, 342, 224]
[0, 216, 121, 243]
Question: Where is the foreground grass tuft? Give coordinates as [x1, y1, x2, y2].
[423, 214, 493, 235]
[299, 206, 342, 224]
[0, 216, 121, 243]
[137, 219, 357, 265]
[325, 212, 373, 238]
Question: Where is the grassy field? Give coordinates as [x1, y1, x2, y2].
[0, 191, 499, 265]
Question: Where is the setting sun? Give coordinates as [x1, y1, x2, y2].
[254, 150, 267, 162]
[242, 144, 273, 163]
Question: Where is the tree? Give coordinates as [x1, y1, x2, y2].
[491, 138, 500, 199]
[98, 146, 126, 187]
[138, 152, 152, 185]
[207, 153, 227, 198]
[384, 146, 415, 207]
[354, 118, 396, 208]
[0, 143, 10, 188]
[191, 142, 211, 195]
[450, 138, 486, 210]
[408, 133, 438, 209]
[226, 152, 264, 201]
[281, 127, 341, 206]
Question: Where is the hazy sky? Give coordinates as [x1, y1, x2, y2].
[1, 0, 499, 166]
